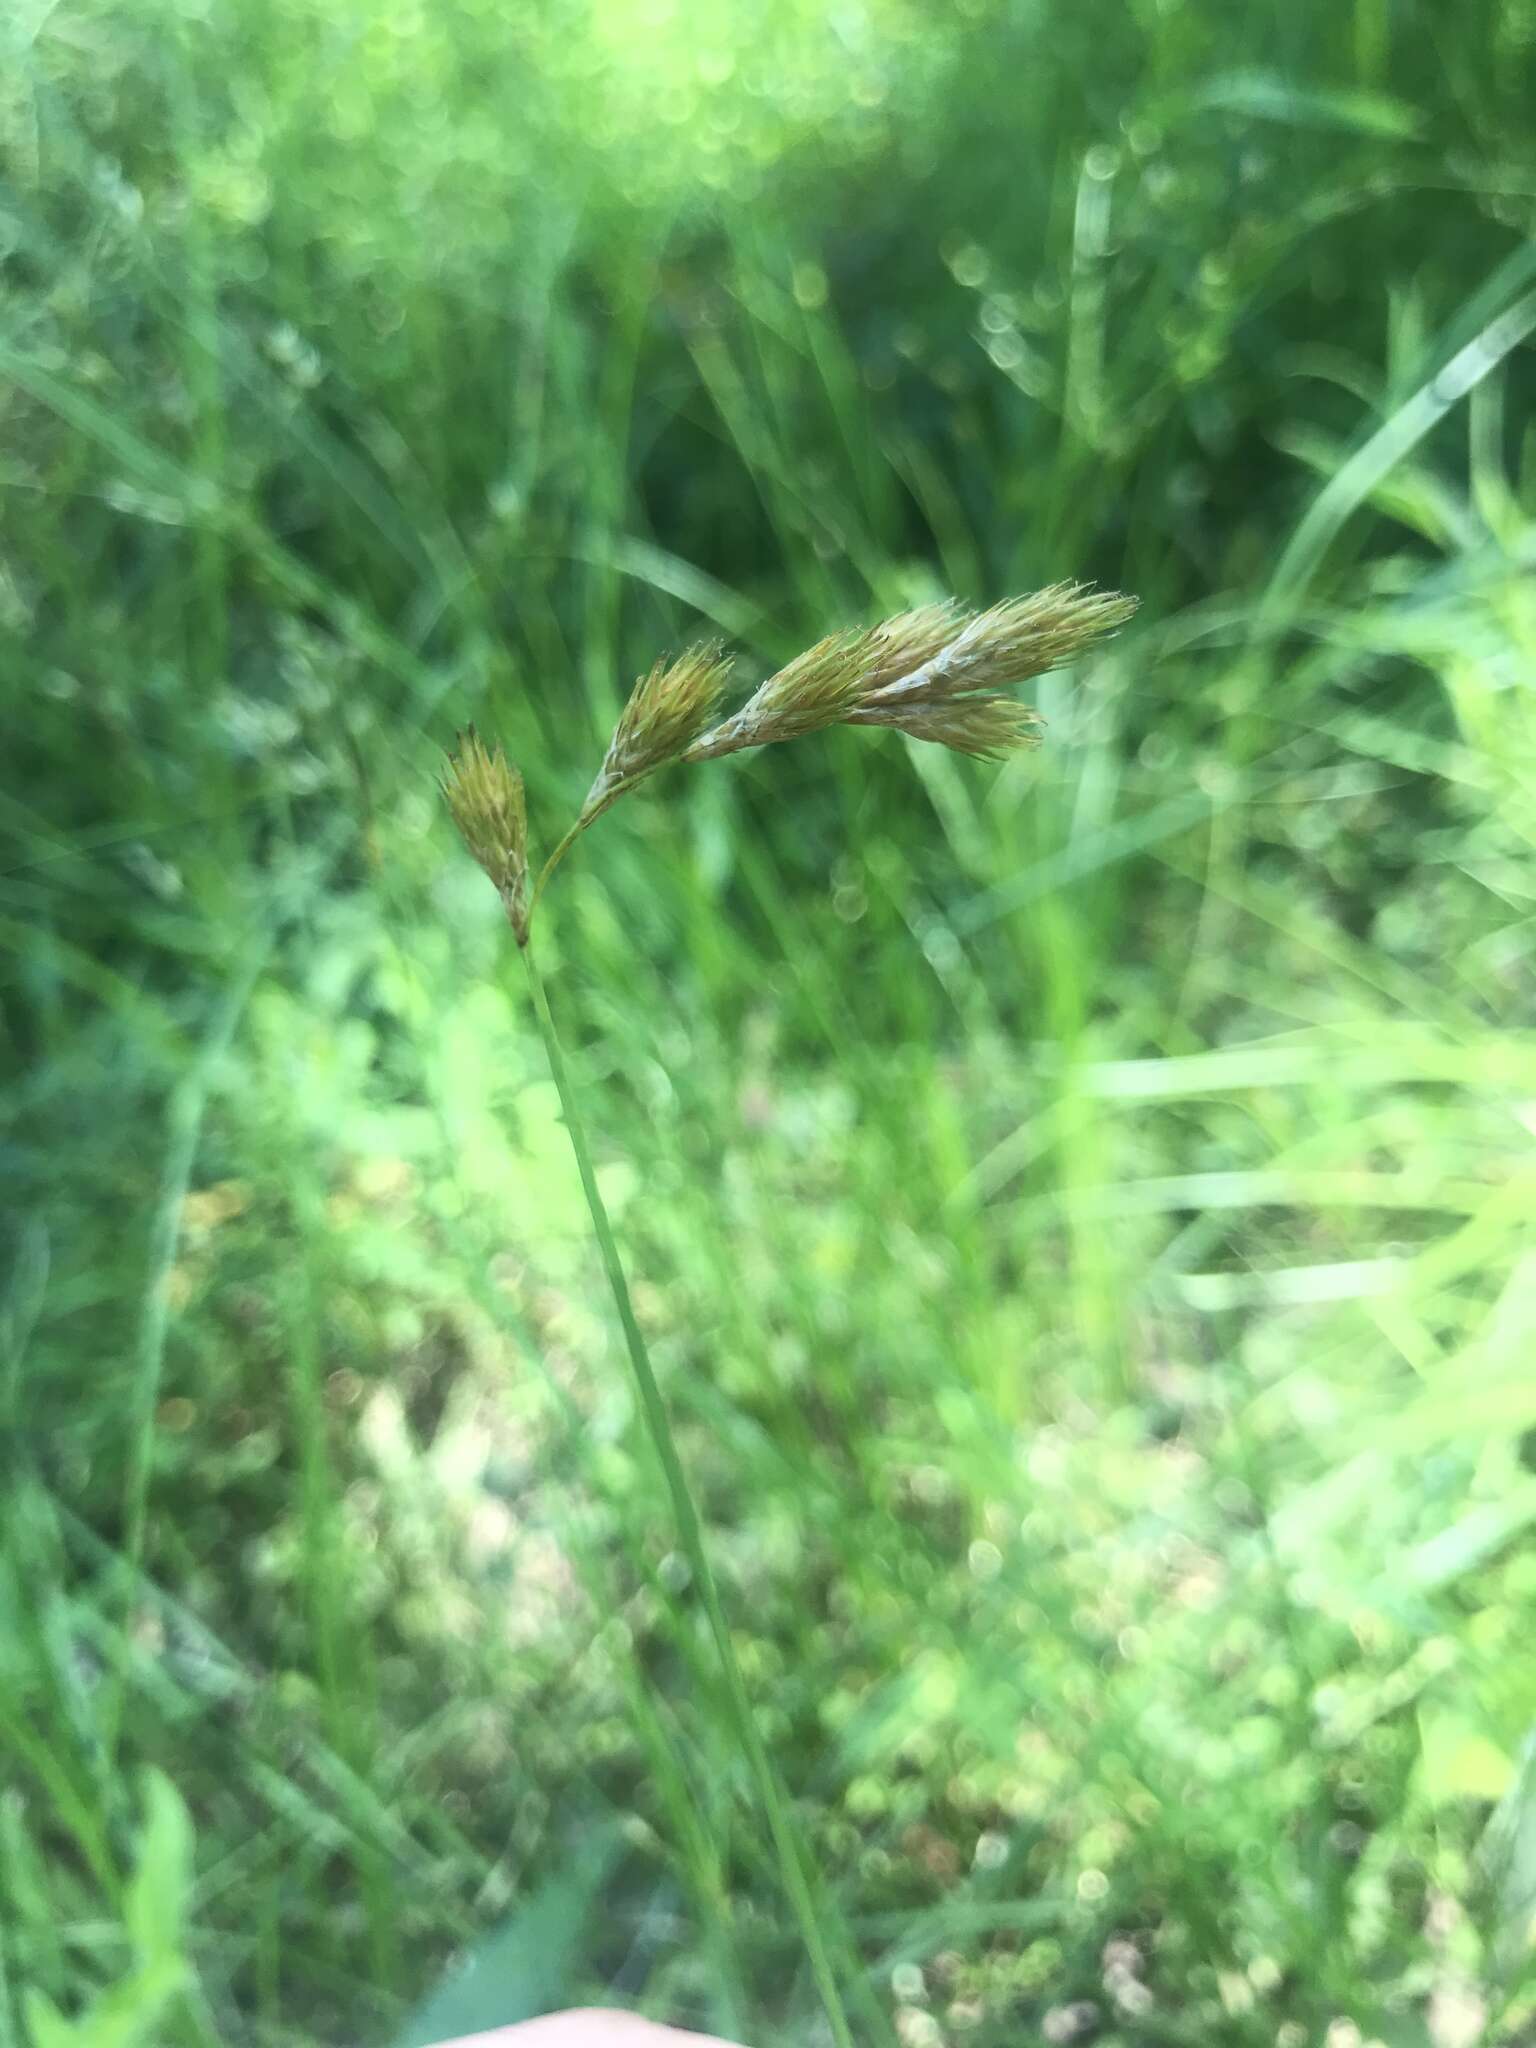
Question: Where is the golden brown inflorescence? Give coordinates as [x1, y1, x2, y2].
[443, 581, 1136, 942]
[440, 727, 530, 942]
[580, 642, 733, 825]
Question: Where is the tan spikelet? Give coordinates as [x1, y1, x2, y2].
[684, 626, 877, 761]
[846, 695, 1045, 758]
[865, 583, 1138, 710]
[687, 583, 1134, 764]
[441, 729, 530, 942]
[581, 643, 733, 820]
[844, 601, 964, 696]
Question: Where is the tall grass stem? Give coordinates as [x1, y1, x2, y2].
[520, 940, 859, 2048]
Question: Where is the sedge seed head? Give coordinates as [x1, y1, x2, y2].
[856, 601, 967, 694]
[846, 695, 1045, 758]
[441, 728, 530, 942]
[686, 625, 877, 760]
[450, 583, 1137, 938]
[687, 581, 1134, 764]
[869, 582, 1139, 708]
[583, 642, 733, 817]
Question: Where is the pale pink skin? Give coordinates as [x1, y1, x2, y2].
[433, 2014, 741, 2048]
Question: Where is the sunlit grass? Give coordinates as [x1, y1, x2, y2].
[4, 0, 1536, 2044]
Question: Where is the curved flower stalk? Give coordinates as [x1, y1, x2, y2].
[438, 581, 1136, 2048]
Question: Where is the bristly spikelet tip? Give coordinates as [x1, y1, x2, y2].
[582, 642, 734, 820]
[441, 727, 530, 944]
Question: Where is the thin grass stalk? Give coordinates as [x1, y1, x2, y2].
[519, 939, 860, 2048]
[531, 795, 633, 911]
[443, 587, 1135, 2042]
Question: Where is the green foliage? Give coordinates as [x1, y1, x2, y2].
[388, 1833, 620, 2048]
[20, 1774, 194, 2048]
[4, 0, 1536, 2044]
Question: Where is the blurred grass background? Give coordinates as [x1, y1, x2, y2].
[4, 0, 1536, 2042]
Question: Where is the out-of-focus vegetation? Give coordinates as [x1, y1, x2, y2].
[4, 1, 1536, 2043]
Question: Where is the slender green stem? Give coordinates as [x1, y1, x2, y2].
[520, 939, 858, 2048]
[531, 773, 651, 911]
[531, 820, 588, 909]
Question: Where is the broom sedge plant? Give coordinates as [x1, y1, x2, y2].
[441, 584, 1137, 2045]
